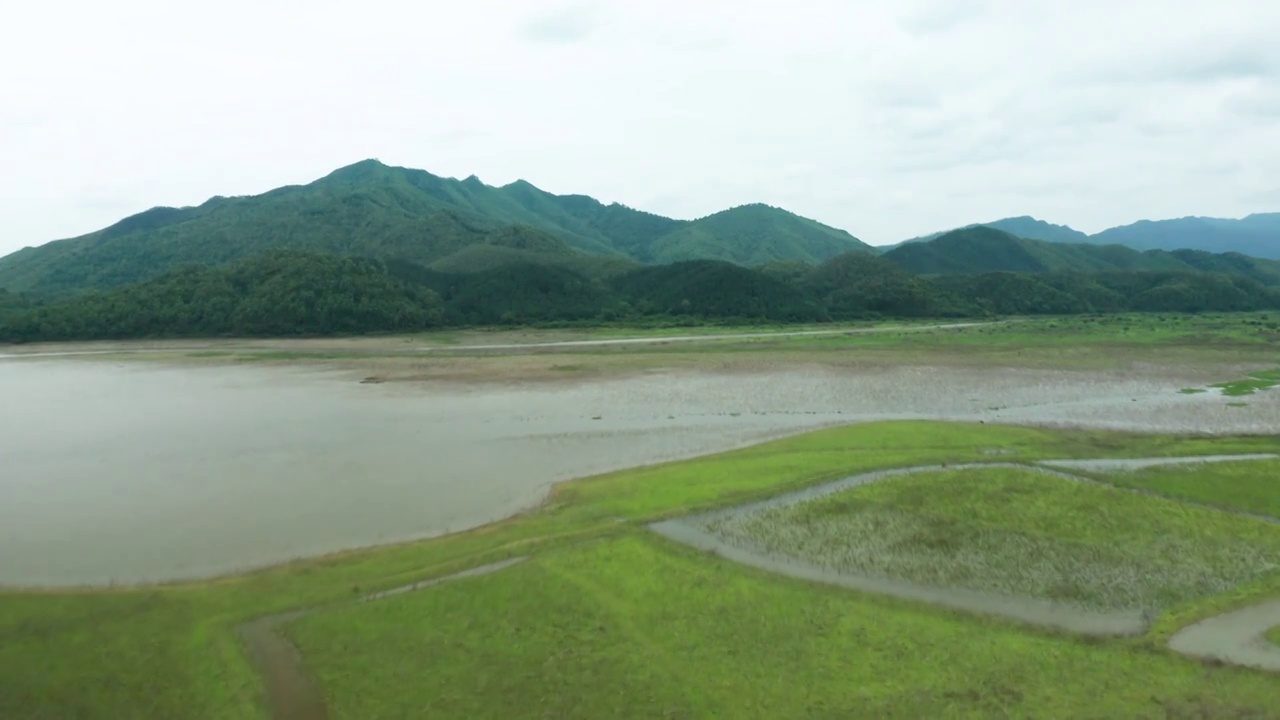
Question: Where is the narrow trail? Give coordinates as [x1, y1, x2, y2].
[0, 322, 998, 360]
[416, 322, 996, 352]
[650, 455, 1280, 665]
[239, 558, 527, 720]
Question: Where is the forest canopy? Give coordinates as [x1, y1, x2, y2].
[3, 248, 1278, 343]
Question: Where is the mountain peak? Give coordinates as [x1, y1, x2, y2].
[320, 158, 396, 184]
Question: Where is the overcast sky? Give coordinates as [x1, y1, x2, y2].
[3, 0, 1279, 255]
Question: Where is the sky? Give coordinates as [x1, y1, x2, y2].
[3, 0, 1279, 255]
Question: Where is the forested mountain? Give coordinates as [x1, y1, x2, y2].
[0, 160, 870, 297]
[882, 226, 1280, 278]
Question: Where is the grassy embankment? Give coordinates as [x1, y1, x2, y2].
[5, 421, 1280, 719]
[705, 466, 1280, 612]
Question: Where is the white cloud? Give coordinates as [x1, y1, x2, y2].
[1, 0, 1278, 255]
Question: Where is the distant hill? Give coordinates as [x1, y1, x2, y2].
[985, 216, 1091, 244]
[883, 226, 1280, 280]
[1088, 214, 1280, 258]
[895, 213, 1280, 259]
[0, 160, 871, 297]
[890, 216, 1091, 249]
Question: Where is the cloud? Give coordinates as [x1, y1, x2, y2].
[1, 0, 1279, 253]
[1223, 86, 1280, 118]
[518, 3, 597, 44]
[898, 0, 986, 34]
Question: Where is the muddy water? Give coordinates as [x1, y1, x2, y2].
[3, 359, 1278, 587]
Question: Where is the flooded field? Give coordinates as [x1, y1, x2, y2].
[3, 356, 1278, 587]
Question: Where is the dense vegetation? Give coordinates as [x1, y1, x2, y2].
[0, 160, 870, 296]
[6, 242, 1280, 342]
[0, 252, 443, 341]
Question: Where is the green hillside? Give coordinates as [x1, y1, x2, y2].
[611, 260, 826, 321]
[804, 251, 968, 318]
[0, 161, 870, 297]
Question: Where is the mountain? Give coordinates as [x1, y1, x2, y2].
[0, 160, 871, 297]
[882, 226, 1280, 280]
[1088, 214, 1280, 258]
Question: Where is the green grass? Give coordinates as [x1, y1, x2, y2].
[1097, 459, 1280, 518]
[287, 533, 1280, 720]
[1211, 368, 1280, 396]
[1179, 387, 1207, 394]
[3, 421, 1280, 719]
[706, 468, 1280, 612]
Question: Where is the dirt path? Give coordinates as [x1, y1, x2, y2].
[650, 456, 1280, 655]
[1169, 600, 1280, 672]
[1038, 454, 1278, 472]
[416, 322, 995, 352]
[0, 322, 997, 360]
[239, 558, 527, 720]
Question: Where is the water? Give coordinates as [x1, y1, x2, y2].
[2, 359, 1276, 587]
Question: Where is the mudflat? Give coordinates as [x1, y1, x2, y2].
[4, 344, 1278, 587]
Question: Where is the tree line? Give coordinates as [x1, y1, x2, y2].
[2, 250, 1278, 342]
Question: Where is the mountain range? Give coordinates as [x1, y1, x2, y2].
[0, 160, 871, 297]
[1, 159, 1278, 301]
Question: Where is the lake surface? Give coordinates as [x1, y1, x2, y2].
[2, 359, 1276, 587]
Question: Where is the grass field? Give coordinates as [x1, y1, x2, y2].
[286, 533, 1280, 720]
[1097, 459, 1280, 517]
[1213, 368, 1280, 396]
[704, 467, 1280, 612]
[4, 420, 1280, 719]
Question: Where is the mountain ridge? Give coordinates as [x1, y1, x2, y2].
[0, 159, 873, 296]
